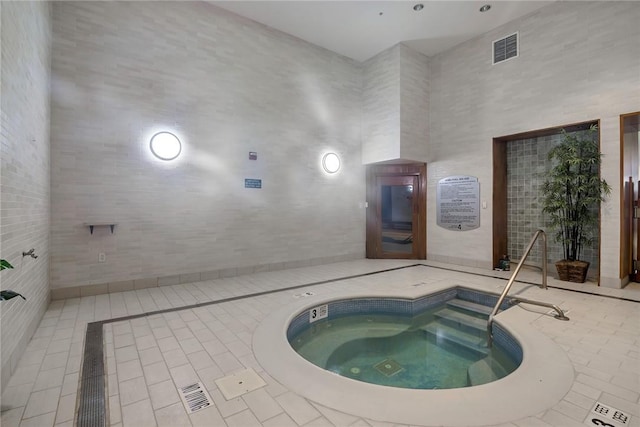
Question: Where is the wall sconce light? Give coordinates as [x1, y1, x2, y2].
[150, 131, 181, 161]
[322, 152, 340, 174]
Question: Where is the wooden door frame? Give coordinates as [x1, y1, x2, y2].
[620, 111, 640, 281]
[366, 163, 427, 259]
[492, 120, 600, 276]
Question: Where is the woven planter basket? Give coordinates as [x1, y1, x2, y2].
[555, 260, 590, 283]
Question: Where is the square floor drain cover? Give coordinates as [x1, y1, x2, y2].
[374, 358, 404, 377]
[584, 402, 631, 427]
[178, 382, 213, 414]
[215, 368, 266, 400]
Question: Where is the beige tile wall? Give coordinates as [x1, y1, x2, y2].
[361, 43, 430, 165]
[48, 253, 361, 300]
[0, 1, 52, 389]
[362, 44, 401, 164]
[399, 44, 429, 163]
[50, 2, 365, 291]
[427, 2, 640, 287]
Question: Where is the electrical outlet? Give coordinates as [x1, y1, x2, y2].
[98, 252, 106, 263]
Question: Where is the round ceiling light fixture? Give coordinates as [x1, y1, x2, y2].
[149, 131, 182, 161]
[479, 4, 491, 12]
[322, 152, 340, 174]
[413, 3, 424, 11]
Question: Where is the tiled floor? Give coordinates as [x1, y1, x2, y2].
[1, 259, 639, 427]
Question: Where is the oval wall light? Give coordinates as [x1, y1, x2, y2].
[150, 131, 182, 161]
[322, 152, 340, 174]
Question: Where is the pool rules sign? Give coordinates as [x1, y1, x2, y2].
[437, 176, 480, 231]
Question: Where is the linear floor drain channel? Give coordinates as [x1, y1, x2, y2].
[77, 322, 105, 427]
[584, 402, 631, 427]
[178, 382, 213, 414]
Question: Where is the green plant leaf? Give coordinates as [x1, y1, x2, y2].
[541, 125, 610, 262]
[1, 259, 14, 270]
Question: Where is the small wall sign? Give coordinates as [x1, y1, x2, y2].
[244, 179, 262, 189]
[309, 304, 328, 323]
[436, 175, 480, 231]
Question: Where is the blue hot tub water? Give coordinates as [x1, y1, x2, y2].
[287, 288, 522, 390]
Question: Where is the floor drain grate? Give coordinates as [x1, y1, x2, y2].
[374, 358, 404, 377]
[178, 382, 213, 414]
[584, 402, 631, 427]
[77, 322, 105, 427]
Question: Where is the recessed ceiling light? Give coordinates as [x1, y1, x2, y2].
[413, 4, 424, 11]
[479, 4, 491, 12]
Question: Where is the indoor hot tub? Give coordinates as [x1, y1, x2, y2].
[254, 283, 574, 426]
[287, 287, 520, 390]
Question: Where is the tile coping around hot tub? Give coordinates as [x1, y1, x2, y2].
[253, 282, 575, 427]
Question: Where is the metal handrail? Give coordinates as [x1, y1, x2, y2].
[487, 229, 554, 347]
[508, 296, 569, 321]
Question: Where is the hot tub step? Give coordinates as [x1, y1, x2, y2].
[446, 298, 492, 316]
[467, 356, 509, 386]
[424, 323, 488, 356]
[434, 308, 486, 332]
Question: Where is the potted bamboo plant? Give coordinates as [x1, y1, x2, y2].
[541, 125, 611, 282]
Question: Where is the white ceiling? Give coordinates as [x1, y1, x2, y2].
[211, 1, 553, 62]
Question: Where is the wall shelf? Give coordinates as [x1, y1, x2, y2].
[84, 223, 117, 234]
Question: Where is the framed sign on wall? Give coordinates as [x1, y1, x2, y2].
[436, 175, 480, 231]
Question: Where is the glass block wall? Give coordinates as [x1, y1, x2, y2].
[506, 131, 599, 279]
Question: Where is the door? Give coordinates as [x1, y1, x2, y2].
[621, 112, 640, 282]
[378, 175, 417, 257]
[366, 164, 426, 259]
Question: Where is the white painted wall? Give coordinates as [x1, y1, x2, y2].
[0, 1, 51, 389]
[50, 2, 365, 291]
[427, 1, 640, 287]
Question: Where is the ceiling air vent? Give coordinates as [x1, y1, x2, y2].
[493, 32, 518, 64]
